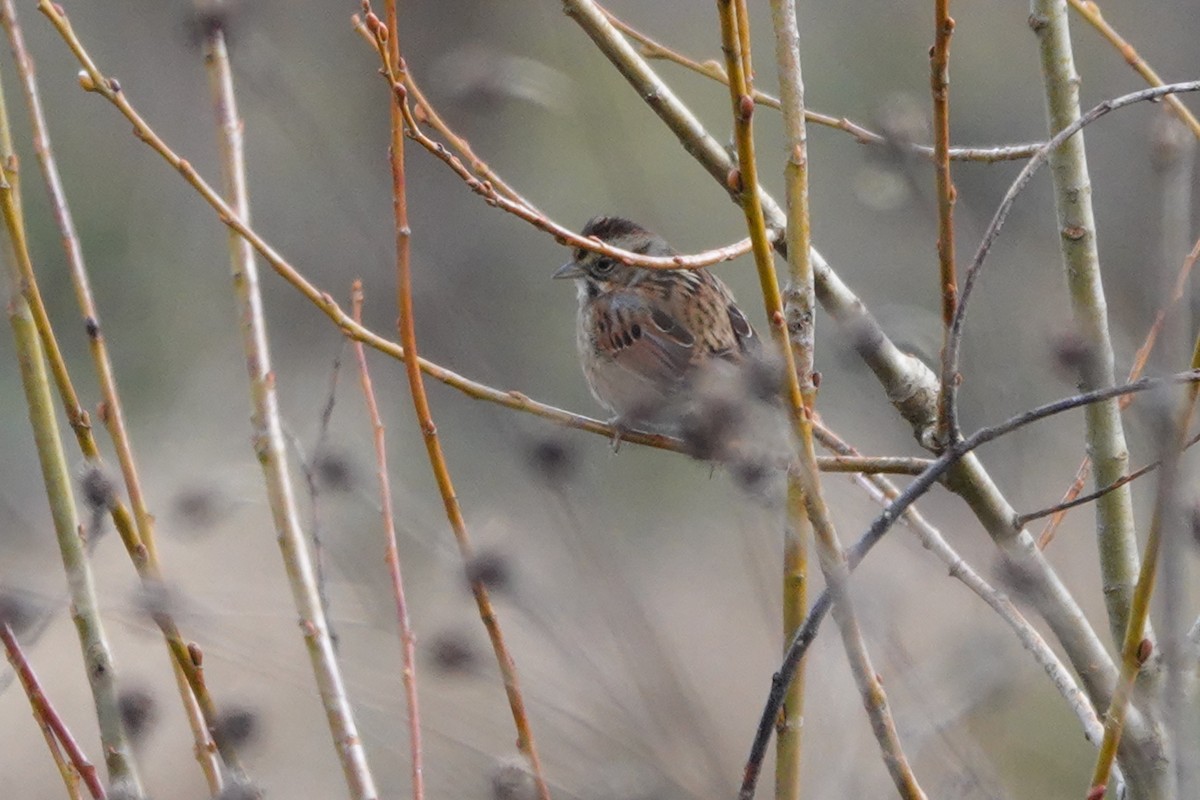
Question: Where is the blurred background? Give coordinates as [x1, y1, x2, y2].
[1, 0, 1198, 797]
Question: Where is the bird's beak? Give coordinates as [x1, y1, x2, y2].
[552, 261, 585, 280]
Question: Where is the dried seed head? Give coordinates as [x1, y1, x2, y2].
[79, 462, 117, 512]
[742, 355, 785, 405]
[172, 484, 229, 532]
[732, 459, 771, 496]
[215, 706, 261, 752]
[428, 630, 477, 674]
[0, 586, 41, 636]
[465, 550, 513, 594]
[118, 686, 158, 744]
[524, 437, 577, 485]
[1049, 328, 1095, 379]
[491, 757, 539, 800]
[680, 396, 745, 461]
[314, 448, 357, 492]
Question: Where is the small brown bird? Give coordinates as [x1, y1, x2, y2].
[554, 216, 758, 429]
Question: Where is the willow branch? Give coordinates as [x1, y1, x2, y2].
[351, 282, 423, 800]
[0, 60, 145, 800]
[199, 16, 378, 798]
[1020, 430, 1200, 526]
[1088, 353, 1200, 798]
[743, 417, 1119, 799]
[2, 624, 106, 800]
[369, 4, 552, 796]
[602, 7, 1043, 163]
[1040, 233, 1200, 548]
[719, 2, 926, 798]
[0, 2, 233, 786]
[767, 0, 816, 796]
[1068, 0, 1200, 140]
[931, 0, 959, 445]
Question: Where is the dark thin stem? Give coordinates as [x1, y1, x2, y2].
[943, 81, 1200, 440]
[739, 369, 1199, 800]
[1018, 429, 1200, 526]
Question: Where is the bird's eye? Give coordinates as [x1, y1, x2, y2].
[593, 258, 616, 275]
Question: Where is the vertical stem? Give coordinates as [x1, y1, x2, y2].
[0, 3, 226, 787]
[1030, 0, 1142, 648]
[768, 1, 814, 797]
[1149, 112, 1195, 800]
[351, 282, 424, 800]
[5, 298, 144, 796]
[203, 23, 378, 799]
[932, 0, 959, 444]
[0, 62, 144, 800]
[378, 4, 551, 798]
[2, 624, 106, 800]
[717, 2, 925, 797]
[1088, 337, 1200, 798]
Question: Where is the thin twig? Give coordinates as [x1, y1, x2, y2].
[741, 416, 1121, 798]
[2, 624, 106, 800]
[944, 81, 1200, 470]
[0, 2, 229, 786]
[1039, 232, 1200, 549]
[1019, 430, 1200, 526]
[1088, 350, 1200, 798]
[744, 371, 1199, 800]
[1068, 0, 1200, 140]
[351, 281, 424, 800]
[369, 4, 551, 797]
[0, 64, 145, 800]
[289, 346, 345, 649]
[602, 7, 1043, 163]
[767, 0, 814, 796]
[718, 1, 926, 797]
[1030, 0, 1142, 652]
[815, 424, 1112, 754]
[352, 16, 759, 274]
[931, 0, 959, 446]
[198, 16, 378, 798]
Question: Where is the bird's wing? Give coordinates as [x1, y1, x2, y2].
[587, 291, 697, 388]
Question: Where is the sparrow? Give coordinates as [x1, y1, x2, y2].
[554, 216, 759, 431]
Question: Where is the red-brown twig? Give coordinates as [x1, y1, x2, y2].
[932, 0, 959, 446]
[350, 14, 757, 273]
[1, 625, 106, 799]
[371, 3, 550, 797]
[351, 281, 423, 800]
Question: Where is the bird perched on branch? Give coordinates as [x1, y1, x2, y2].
[554, 216, 761, 434]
